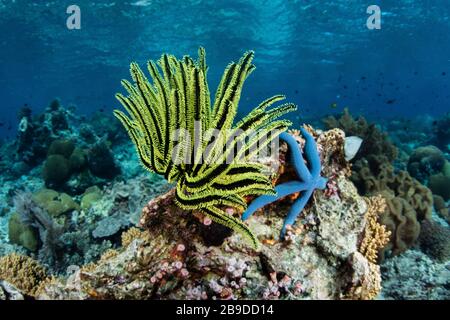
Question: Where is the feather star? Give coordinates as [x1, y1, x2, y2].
[242, 127, 328, 238]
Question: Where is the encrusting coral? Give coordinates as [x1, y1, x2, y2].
[114, 48, 296, 248]
[0, 254, 48, 297]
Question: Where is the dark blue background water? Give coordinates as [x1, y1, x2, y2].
[1, 0, 449, 138]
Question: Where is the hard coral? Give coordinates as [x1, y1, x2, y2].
[428, 173, 450, 201]
[359, 196, 391, 263]
[47, 139, 75, 158]
[32, 189, 80, 217]
[87, 141, 120, 179]
[433, 195, 449, 223]
[407, 145, 446, 183]
[8, 212, 39, 251]
[418, 220, 450, 262]
[0, 254, 48, 297]
[42, 154, 71, 187]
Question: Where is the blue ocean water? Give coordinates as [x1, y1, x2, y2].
[1, 0, 449, 139]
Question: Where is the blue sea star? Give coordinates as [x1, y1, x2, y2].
[241, 128, 328, 238]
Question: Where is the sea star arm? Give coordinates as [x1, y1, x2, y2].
[241, 181, 309, 220]
[280, 188, 314, 237]
[299, 127, 321, 178]
[279, 131, 312, 181]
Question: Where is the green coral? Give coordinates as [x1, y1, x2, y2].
[114, 48, 296, 248]
[8, 212, 39, 251]
[81, 186, 102, 210]
[428, 173, 450, 201]
[69, 147, 87, 172]
[47, 139, 75, 158]
[32, 189, 80, 217]
[42, 154, 71, 187]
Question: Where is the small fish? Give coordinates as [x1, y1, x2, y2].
[344, 136, 363, 161]
[0, 122, 3, 127]
[442, 72, 447, 76]
[386, 99, 396, 104]
[330, 103, 338, 109]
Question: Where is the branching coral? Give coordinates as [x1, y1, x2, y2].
[359, 196, 391, 263]
[242, 128, 327, 237]
[114, 48, 296, 248]
[0, 254, 48, 297]
[345, 252, 382, 300]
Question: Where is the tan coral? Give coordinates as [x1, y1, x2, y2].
[345, 252, 382, 300]
[0, 254, 48, 297]
[359, 196, 391, 263]
[121, 227, 148, 247]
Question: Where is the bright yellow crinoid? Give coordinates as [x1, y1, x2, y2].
[114, 48, 296, 248]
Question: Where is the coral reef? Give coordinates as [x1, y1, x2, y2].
[32, 188, 79, 217]
[0, 280, 25, 300]
[35, 128, 389, 300]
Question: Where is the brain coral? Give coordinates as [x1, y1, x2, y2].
[42, 154, 71, 187]
[418, 220, 450, 262]
[428, 173, 450, 201]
